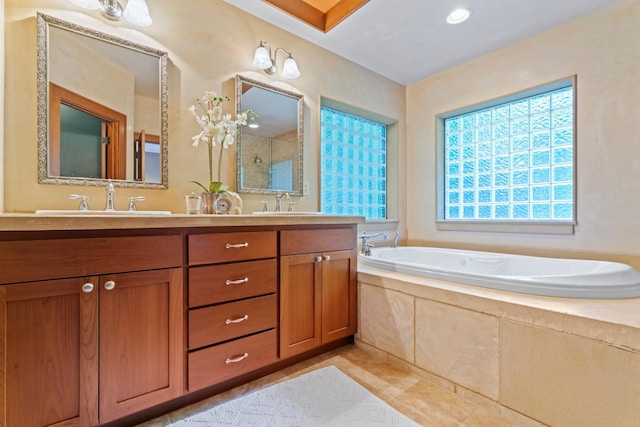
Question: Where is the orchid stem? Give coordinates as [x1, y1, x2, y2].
[208, 142, 213, 185]
[217, 140, 224, 183]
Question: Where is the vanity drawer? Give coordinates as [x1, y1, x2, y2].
[188, 294, 277, 350]
[188, 231, 277, 265]
[280, 227, 356, 255]
[188, 259, 277, 307]
[0, 235, 183, 284]
[188, 329, 278, 391]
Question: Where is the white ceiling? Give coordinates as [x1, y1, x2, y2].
[224, 0, 620, 85]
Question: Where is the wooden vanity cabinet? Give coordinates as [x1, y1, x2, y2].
[0, 221, 360, 426]
[279, 227, 357, 358]
[3, 276, 99, 427]
[0, 235, 184, 427]
[187, 231, 279, 391]
[98, 268, 184, 423]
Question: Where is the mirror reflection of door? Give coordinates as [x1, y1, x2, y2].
[134, 131, 161, 183]
[49, 83, 126, 179]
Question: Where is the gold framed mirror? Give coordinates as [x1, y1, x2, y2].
[37, 13, 168, 188]
[235, 75, 304, 196]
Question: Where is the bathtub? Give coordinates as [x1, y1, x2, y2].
[358, 246, 640, 299]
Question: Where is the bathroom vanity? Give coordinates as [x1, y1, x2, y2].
[0, 214, 361, 427]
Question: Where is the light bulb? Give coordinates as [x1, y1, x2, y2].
[123, 0, 153, 26]
[282, 56, 300, 79]
[447, 8, 471, 24]
[253, 46, 272, 69]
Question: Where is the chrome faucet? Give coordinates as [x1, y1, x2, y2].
[392, 230, 402, 248]
[105, 181, 116, 211]
[127, 196, 145, 211]
[359, 231, 389, 256]
[274, 192, 289, 212]
[69, 194, 90, 211]
[287, 201, 299, 212]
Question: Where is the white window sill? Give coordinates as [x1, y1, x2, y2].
[436, 220, 575, 235]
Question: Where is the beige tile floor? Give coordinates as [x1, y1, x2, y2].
[140, 344, 516, 427]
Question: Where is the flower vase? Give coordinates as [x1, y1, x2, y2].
[200, 192, 219, 214]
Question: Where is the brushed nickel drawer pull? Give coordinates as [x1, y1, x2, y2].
[82, 283, 95, 293]
[226, 277, 249, 286]
[104, 280, 116, 291]
[315, 256, 323, 262]
[225, 314, 249, 325]
[324, 255, 331, 261]
[225, 242, 249, 249]
[225, 352, 249, 364]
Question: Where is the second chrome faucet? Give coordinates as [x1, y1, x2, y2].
[274, 192, 290, 212]
[105, 181, 116, 211]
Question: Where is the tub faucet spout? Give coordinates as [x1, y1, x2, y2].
[359, 231, 388, 256]
[392, 230, 402, 248]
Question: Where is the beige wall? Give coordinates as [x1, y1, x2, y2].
[406, 0, 640, 258]
[3, 0, 406, 215]
[5, 0, 636, 262]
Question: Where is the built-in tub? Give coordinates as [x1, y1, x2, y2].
[359, 246, 640, 299]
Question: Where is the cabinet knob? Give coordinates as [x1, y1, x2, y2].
[82, 283, 94, 293]
[225, 352, 249, 364]
[315, 256, 323, 262]
[104, 280, 116, 291]
[324, 255, 331, 261]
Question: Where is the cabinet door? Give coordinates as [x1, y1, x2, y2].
[2, 277, 99, 427]
[322, 249, 357, 343]
[280, 253, 322, 358]
[99, 268, 184, 423]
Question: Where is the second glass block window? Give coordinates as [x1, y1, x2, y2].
[443, 85, 574, 221]
[320, 107, 387, 219]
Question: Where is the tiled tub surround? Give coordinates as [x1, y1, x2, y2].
[357, 264, 640, 427]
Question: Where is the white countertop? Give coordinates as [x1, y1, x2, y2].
[0, 213, 365, 232]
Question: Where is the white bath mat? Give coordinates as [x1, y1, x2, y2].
[169, 365, 419, 426]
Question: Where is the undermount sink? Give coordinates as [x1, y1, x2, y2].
[35, 209, 172, 216]
[251, 212, 322, 216]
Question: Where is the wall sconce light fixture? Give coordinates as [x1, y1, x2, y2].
[68, 0, 153, 26]
[253, 41, 300, 79]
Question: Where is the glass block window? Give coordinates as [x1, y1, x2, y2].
[442, 83, 574, 221]
[320, 107, 387, 219]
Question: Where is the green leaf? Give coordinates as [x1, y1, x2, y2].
[208, 181, 226, 194]
[190, 181, 209, 193]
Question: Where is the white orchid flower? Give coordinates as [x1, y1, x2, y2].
[223, 133, 234, 148]
[209, 106, 223, 121]
[189, 90, 255, 190]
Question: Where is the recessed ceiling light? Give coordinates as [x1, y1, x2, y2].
[447, 8, 472, 24]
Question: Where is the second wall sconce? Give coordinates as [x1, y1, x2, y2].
[68, 0, 153, 26]
[253, 41, 301, 79]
